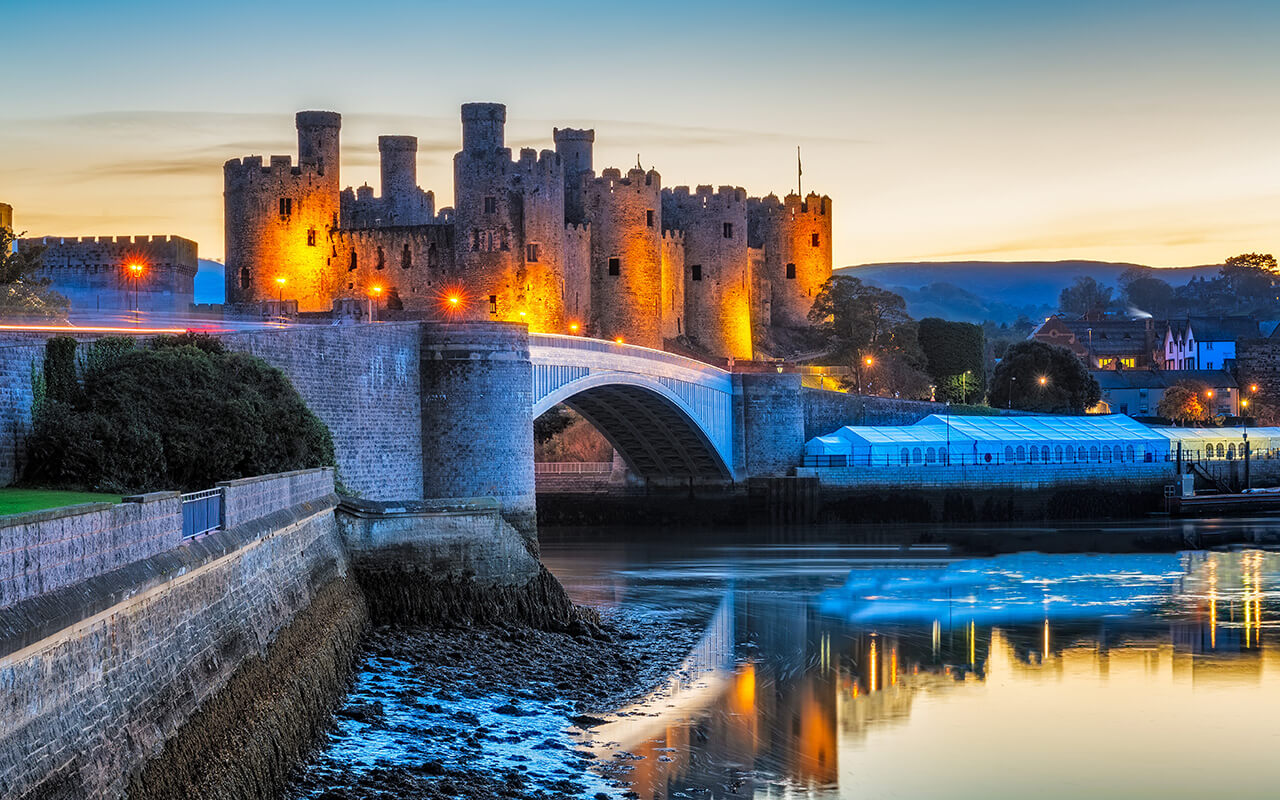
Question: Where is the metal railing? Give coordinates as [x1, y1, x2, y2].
[533, 461, 614, 474]
[181, 487, 224, 539]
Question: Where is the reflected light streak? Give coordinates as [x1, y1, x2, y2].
[0, 323, 187, 334]
[869, 638, 878, 693]
[1044, 619, 1050, 660]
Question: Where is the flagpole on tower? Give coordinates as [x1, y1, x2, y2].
[797, 145, 803, 198]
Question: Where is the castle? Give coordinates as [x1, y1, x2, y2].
[224, 103, 832, 358]
[4, 204, 198, 313]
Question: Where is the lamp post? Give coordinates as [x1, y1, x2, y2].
[859, 355, 874, 395]
[1008, 374, 1017, 410]
[945, 400, 951, 465]
[369, 286, 382, 323]
[126, 263, 144, 326]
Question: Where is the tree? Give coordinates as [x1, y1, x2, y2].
[987, 340, 1101, 414]
[917, 318, 985, 403]
[1156, 380, 1213, 424]
[1221, 252, 1277, 298]
[1058, 276, 1114, 316]
[25, 336, 335, 493]
[0, 227, 67, 319]
[808, 276, 915, 361]
[1121, 276, 1174, 317]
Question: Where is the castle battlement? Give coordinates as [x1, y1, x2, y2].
[223, 154, 315, 180]
[663, 184, 747, 209]
[593, 167, 659, 189]
[565, 221, 590, 234]
[21, 234, 197, 248]
[749, 191, 832, 217]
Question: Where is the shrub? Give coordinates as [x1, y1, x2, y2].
[25, 339, 334, 493]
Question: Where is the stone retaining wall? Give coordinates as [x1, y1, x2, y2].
[0, 343, 45, 487]
[0, 469, 361, 800]
[0, 491, 180, 609]
[802, 388, 942, 440]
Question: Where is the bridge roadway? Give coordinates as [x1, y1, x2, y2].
[529, 334, 734, 480]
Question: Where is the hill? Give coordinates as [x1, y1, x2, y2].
[194, 260, 224, 304]
[837, 260, 1223, 324]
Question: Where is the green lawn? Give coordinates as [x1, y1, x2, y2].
[0, 488, 123, 516]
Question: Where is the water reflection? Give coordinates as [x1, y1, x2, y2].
[543, 538, 1280, 799]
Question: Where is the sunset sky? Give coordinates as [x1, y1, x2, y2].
[2, 0, 1277, 269]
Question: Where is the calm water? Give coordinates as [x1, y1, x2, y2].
[540, 523, 1280, 799]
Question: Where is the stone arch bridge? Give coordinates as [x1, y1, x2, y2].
[218, 321, 804, 544]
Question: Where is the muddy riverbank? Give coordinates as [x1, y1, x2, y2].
[287, 602, 706, 800]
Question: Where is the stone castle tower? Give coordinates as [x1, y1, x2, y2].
[0, 203, 12, 233]
[223, 103, 834, 359]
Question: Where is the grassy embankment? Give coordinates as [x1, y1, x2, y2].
[0, 488, 122, 516]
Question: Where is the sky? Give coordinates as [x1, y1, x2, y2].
[1, 0, 1277, 268]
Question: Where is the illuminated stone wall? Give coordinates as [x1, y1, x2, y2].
[587, 168, 664, 347]
[563, 223, 591, 328]
[330, 225, 455, 316]
[219, 323, 424, 499]
[660, 230, 685, 341]
[0, 203, 12, 232]
[748, 192, 833, 328]
[664, 185, 754, 359]
[17, 235, 197, 313]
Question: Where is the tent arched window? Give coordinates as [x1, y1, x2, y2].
[1042, 446, 1051, 463]
[1090, 446, 1100, 461]
[1004, 446, 1015, 463]
[1227, 444, 1236, 460]
[1030, 446, 1039, 463]
[926, 447, 937, 464]
[940, 447, 949, 466]
[1217, 443, 1226, 459]
[1078, 446, 1088, 462]
[1126, 445, 1135, 462]
[1016, 445, 1026, 462]
[912, 447, 923, 465]
[1103, 447, 1112, 462]
[900, 448, 910, 466]
[1055, 445, 1064, 462]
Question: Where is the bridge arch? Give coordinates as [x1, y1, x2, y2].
[534, 372, 732, 480]
[528, 334, 736, 481]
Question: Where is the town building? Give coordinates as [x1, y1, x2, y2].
[1092, 369, 1239, 417]
[223, 104, 833, 359]
[1030, 315, 1157, 369]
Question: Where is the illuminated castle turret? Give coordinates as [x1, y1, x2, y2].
[223, 103, 835, 359]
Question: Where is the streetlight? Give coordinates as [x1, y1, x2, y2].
[369, 285, 382, 323]
[859, 354, 874, 394]
[1008, 374, 1018, 410]
[1038, 375, 1048, 387]
[568, 321, 580, 334]
[126, 263, 144, 325]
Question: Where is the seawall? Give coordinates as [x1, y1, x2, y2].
[0, 468, 368, 800]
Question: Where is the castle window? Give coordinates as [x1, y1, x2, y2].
[608, 257, 620, 276]
[691, 264, 702, 281]
[471, 229, 480, 251]
[811, 233, 820, 247]
[240, 267, 250, 290]
[489, 295, 498, 315]
[279, 198, 292, 217]
[428, 242, 439, 268]
[376, 247, 385, 270]
[306, 229, 317, 247]
[646, 209, 654, 228]
[786, 263, 796, 279]
[484, 196, 497, 214]
[349, 251, 357, 271]
[527, 243, 540, 263]
[723, 222, 733, 239]
[402, 244, 412, 269]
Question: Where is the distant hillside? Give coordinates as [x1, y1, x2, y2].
[194, 260, 224, 304]
[837, 260, 1223, 324]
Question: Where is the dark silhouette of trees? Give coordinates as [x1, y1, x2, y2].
[918, 317, 986, 403]
[1157, 380, 1213, 424]
[1058, 276, 1114, 316]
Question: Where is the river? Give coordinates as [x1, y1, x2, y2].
[293, 520, 1280, 799]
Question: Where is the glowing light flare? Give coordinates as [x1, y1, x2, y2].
[864, 356, 874, 367]
[1251, 384, 1260, 393]
[1038, 375, 1048, 386]
[370, 285, 383, 296]
[436, 286, 467, 315]
[733, 663, 757, 713]
[127, 262, 145, 277]
[275, 276, 286, 286]
[615, 337, 625, 345]
[1206, 390, 1215, 399]
[869, 638, 878, 693]
[568, 321, 580, 333]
